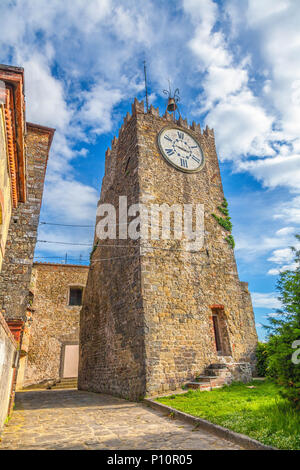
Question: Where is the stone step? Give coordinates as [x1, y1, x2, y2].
[23, 378, 78, 391]
[202, 377, 225, 386]
[58, 378, 78, 383]
[207, 363, 228, 369]
[204, 369, 229, 377]
[186, 382, 212, 391]
[186, 361, 233, 392]
[52, 379, 78, 383]
[196, 375, 223, 382]
[50, 385, 78, 390]
[186, 381, 225, 391]
[23, 383, 47, 390]
[48, 378, 78, 390]
[49, 384, 77, 390]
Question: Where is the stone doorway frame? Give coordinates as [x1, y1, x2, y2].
[59, 341, 79, 378]
[210, 305, 232, 357]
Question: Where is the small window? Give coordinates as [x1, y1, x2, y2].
[69, 287, 83, 306]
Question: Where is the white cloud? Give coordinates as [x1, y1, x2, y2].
[1, 0, 299, 267]
[267, 269, 278, 276]
[184, 0, 231, 76]
[268, 262, 298, 276]
[230, 0, 300, 189]
[251, 292, 281, 309]
[202, 65, 248, 110]
[22, 55, 71, 131]
[185, 0, 276, 163]
[112, 5, 153, 46]
[267, 245, 298, 275]
[274, 196, 300, 224]
[256, 227, 300, 275]
[238, 153, 300, 192]
[43, 177, 98, 224]
[194, 0, 300, 196]
[246, 0, 290, 25]
[207, 90, 274, 160]
[0, 0, 112, 41]
[264, 312, 282, 318]
[266, 227, 299, 272]
[35, 175, 98, 260]
[268, 247, 294, 264]
[184, 0, 218, 32]
[275, 227, 295, 237]
[188, 28, 230, 70]
[228, 190, 298, 267]
[236, 232, 291, 261]
[80, 82, 123, 135]
[36, 224, 93, 258]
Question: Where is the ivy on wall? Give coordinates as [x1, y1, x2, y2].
[212, 198, 235, 249]
[89, 241, 99, 260]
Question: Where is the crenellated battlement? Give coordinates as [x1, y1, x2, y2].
[105, 97, 214, 156]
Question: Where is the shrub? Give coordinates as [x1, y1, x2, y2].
[265, 235, 300, 409]
[255, 342, 268, 377]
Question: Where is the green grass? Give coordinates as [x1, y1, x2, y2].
[156, 380, 300, 450]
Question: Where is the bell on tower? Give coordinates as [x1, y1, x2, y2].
[164, 81, 180, 117]
[166, 96, 176, 112]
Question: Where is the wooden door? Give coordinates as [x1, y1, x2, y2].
[212, 314, 222, 354]
[62, 344, 79, 378]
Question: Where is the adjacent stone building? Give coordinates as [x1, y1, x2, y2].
[21, 263, 89, 388]
[0, 65, 26, 273]
[0, 121, 54, 323]
[0, 64, 55, 328]
[0, 64, 54, 422]
[79, 99, 258, 400]
[0, 312, 17, 430]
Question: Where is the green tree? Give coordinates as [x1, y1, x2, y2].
[266, 234, 300, 408]
[255, 342, 268, 377]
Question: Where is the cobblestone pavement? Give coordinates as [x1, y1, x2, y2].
[0, 390, 241, 450]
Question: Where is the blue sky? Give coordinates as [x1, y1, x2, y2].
[1, 0, 300, 340]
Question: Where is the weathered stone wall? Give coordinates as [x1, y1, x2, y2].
[137, 111, 258, 396]
[0, 311, 17, 430]
[24, 263, 89, 387]
[79, 104, 146, 399]
[79, 100, 258, 399]
[0, 124, 53, 321]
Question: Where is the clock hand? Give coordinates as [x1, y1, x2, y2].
[176, 145, 189, 153]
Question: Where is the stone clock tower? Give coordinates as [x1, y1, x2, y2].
[78, 98, 258, 399]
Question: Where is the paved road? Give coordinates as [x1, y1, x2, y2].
[0, 389, 241, 450]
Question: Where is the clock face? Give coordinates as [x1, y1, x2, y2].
[158, 127, 204, 173]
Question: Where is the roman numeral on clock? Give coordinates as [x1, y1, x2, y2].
[177, 131, 184, 140]
[192, 155, 200, 163]
[164, 135, 172, 142]
[180, 158, 188, 168]
[166, 148, 175, 156]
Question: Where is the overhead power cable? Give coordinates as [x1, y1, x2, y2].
[36, 240, 205, 253]
[40, 222, 94, 227]
[39, 220, 198, 229]
[34, 256, 89, 260]
[37, 240, 93, 246]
